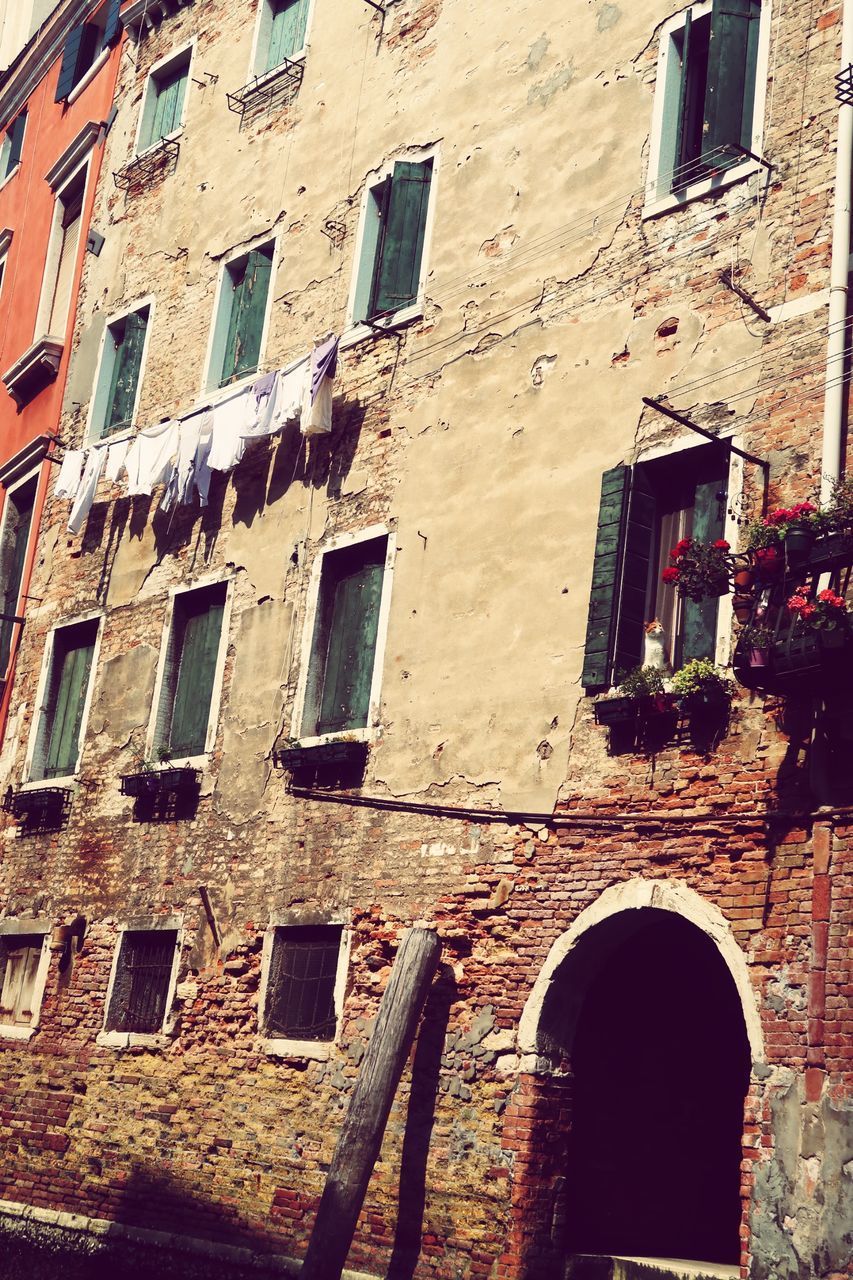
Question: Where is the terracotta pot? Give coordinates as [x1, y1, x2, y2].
[754, 545, 783, 579]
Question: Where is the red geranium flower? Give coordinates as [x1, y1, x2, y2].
[662, 567, 680, 584]
[713, 539, 731, 551]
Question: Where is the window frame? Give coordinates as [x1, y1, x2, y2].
[201, 232, 279, 395]
[34, 154, 91, 343]
[145, 575, 234, 769]
[0, 110, 26, 188]
[343, 147, 440, 349]
[21, 610, 104, 788]
[0, 463, 40, 685]
[86, 296, 155, 444]
[644, 0, 772, 219]
[0, 920, 51, 1042]
[134, 39, 194, 159]
[248, 0, 316, 84]
[97, 917, 183, 1050]
[291, 524, 396, 748]
[258, 917, 351, 1060]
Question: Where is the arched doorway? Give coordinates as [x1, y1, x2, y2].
[525, 893, 754, 1270]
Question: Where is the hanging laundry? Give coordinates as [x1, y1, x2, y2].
[161, 414, 211, 512]
[123, 420, 179, 496]
[53, 448, 85, 500]
[242, 360, 308, 441]
[193, 416, 215, 507]
[300, 335, 339, 438]
[68, 446, 107, 535]
[208, 388, 250, 471]
[104, 437, 130, 484]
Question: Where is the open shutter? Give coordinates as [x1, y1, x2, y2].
[102, 0, 122, 47]
[43, 632, 94, 779]
[613, 465, 656, 679]
[0, 480, 35, 674]
[55, 25, 85, 101]
[268, 0, 310, 69]
[317, 557, 384, 734]
[371, 160, 432, 318]
[103, 310, 148, 435]
[47, 192, 84, 336]
[673, 10, 692, 187]
[7, 113, 26, 171]
[703, 0, 762, 156]
[222, 249, 272, 385]
[167, 595, 224, 756]
[682, 470, 728, 662]
[582, 467, 630, 689]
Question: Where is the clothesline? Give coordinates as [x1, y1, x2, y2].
[54, 336, 340, 535]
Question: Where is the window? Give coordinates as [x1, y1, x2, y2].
[29, 618, 99, 781]
[0, 933, 48, 1033]
[137, 48, 191, 153]
[351, 157, 434, 325]
[0, 471, 37, 678]
[0, 111, 26, 182]
[90, 304, 151, 439]
[104, 928, 179, 1035]
[208, 242, 274, 388]
[54, 0, 121, 102]
[300, 534, 391, 739]
[255, 0, 310, 75]
[262, 924, 346, 1045]
[152, 582, 228, 759]
[582, 444, 730, 688]
[651, 0, 764, 202]
[40, 166, 86, 339]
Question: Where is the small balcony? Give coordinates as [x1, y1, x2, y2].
[2, 337, 63, 410]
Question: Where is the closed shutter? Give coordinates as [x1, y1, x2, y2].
[46, 191, 83, 336]
[166, 591, 225, 756]
[370, 160, 432, 318]
[145, 65, 186, 148]
[673, 10, 693, 184]
[317, 552, 384, 735]
[614, 465, 656, 679]
[221, 249, 272, 386]
[266, 926, 341, 1041]
[107, 930, 176, 1034]
[6, 112, 26, 172]
[0, 937, 43, 1026]
[103, 310, 148, 436]
[267, 0, 310, 70]
[681, 470, 728, 662]
[102, 0, 122, 47]
[43, 629, 95, 779]
[703, 0, 762, 156]
[55, 25, 85, 101]
[0, 477, 36, 675]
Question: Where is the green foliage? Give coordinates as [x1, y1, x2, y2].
[671, 659, 733, 698]
[618, 665, 666, 699]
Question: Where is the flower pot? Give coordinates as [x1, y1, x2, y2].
[809, 530, 853, 569]
[732, 595, 753, 624]
[754, 545, 783, 580]
[783, 528, 815, 566]
[749, 648, 769, 668]
[772, 631, 823, 691]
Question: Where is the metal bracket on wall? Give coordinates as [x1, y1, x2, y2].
[642, 397, 770, 504]
[362, 0, 386, 12]
[719, 268, 772, 323]
[321, 219, 347, 250]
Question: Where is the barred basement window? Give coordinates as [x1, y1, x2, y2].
[30, 618, 99, 781]
[264, 925, 344, 1041]
[105, 929, 178, 1034]
[0, 935, 44, 1028]
[153, 582, 227, 758]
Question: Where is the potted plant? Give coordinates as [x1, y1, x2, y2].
[744, 501, 825, 573]
[672, 659, 734, 713]
[812, 475, 853, 564]
[662, 536, 733, 602]
[618, 664, 675, 715]
[593, 688, 640, 727]
[786, 585, 850, 649]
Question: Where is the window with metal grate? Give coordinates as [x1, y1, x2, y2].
[105, 929, 178, 1034]
[265, 925, 343, 1041]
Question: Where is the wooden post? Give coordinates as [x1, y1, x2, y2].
[300, 926, 442, 1280]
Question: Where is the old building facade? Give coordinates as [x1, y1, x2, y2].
[0, 1, 850, 1278]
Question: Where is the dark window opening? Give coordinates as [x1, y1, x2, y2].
[0, 475, 37, 675]
[154, 583, 226, 759]
[32, 618, 98, 781]
[55, 0, 121, 103]
[105, 929, 177, 1034]
[265, 925, 343, 1041]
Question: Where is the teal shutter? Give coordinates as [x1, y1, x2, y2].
[703, 0, 761, 157]
[267, 0, 310, 70]
[317, 558, 384, 734]
[103, 310, 148, 436]
[613, 466, 656, 680]
[6, 113, 26, 172]
[167, 596, 224, 756]
[370, 160, 432, 318]
[146, 66, 186, 147]
[221, 249, 272, 386]
[681, 471, 727, 662]
[673, 10, 692, 187]
[43, 631, 95, 779]
[55, 25, 85, 101]
[102, 0, 122, 47]
[0, 478, 36, 674]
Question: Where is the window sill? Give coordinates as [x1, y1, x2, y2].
[66, 48, 110, 107]
[18, 774, 77, 792]
[2, 335, 64, 410]
[290, 726, 376, 751]
[135, 126, 184, 162]
[642, 158, 759, 220]
[262, 1036, 334, 1061]
[90, 423, 135, 449]
[340, 305, 422, 351]
[0, 1022, 37, 1041]
[96, 1029, 172, 1050]
[145, 753, 208, 773]
[0, 162, 20, 192]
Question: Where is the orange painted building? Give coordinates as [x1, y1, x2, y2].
[0, 0, 123, 742]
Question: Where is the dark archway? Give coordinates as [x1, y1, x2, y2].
[552, 908, 751, 1266]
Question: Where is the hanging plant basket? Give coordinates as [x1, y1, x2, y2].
[783, 528, 816, 567]
[771, 632, 824, 691]
[120, 767, 200, 799]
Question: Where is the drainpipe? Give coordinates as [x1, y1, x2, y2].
[821, 0, 853, 503]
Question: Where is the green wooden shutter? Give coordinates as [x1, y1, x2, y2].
[221, 249, 272, 386]
[146, 66, 186, 148]
[673, 10, 693, 188]
[103, 310, 148, 436]
[371, 160, 432, 318]
[703, 0, 761, 157]
[267, 0, 310, 70]
[582, 467, 630, 689]
[614, 465, 656, 679]
[55, 25, 85, 101]
[0, 479, 35, 674]
[102, 0, 122, 47]
[317, 557, 384, 734]
[43, 631, 95, 779]
[167, 595, 224, 756]
[681, 471, 727, 662]
[6, 113, 26, 172]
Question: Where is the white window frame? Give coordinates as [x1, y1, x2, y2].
[96, 917, 183, 1050]
[342, 145, 440, 350]
[0, 919, 51, 1042]
[21, 609, 105, 789]
[34, 153, 92, 342]
[144, 574, 234, 769]
[248, 0, 316, 86]
[290, 523, 396, 748]
[644, 0, 772, 219]
[66, 47, 111, 107]
[86, 295, 156, 444]
[258, 917, 351, 1060]
[633, 432, 742, 673]
[0, 462, 40, 679]
[0, 111, 25, 190]
[133, 38, 195, 159]
[200, 231, 279, 397]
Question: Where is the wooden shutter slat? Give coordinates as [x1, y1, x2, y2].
[317, 557, 384, 735]
[47, 204, 82, 336]
[613, 468, 656, 680]
[44, 631, 95, 778]
[703, 0, 761, 157]
[267, 0, 310, 70]
[221, 249, 272, 386]
[673, 9, 692, 188]
[103, 310, 148, 436]
[55, 25, 85, 101]
[168, 596, 224, 756]
[7, 113, 26, 171]
[103, 0, 122, 47]
[581, 466, 631, 689]
[371, 160, 432, 318]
